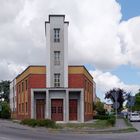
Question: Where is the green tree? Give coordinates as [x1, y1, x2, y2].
[0, 101, 11, 119]
[131, 90, 140, 111]
[105, 88, 126, 112]
[95, 101, 106, 115]
[0, 80, 10, 103]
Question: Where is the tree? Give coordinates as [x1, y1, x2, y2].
[105, 88, 126, 112]
[0, 80, 10, 103]
[95, 101, 106, 115]
[0, 101, 11, 119]
[130, 90, 140, 111]
[126, 92, 135, 111]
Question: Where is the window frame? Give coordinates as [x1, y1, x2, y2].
[54, 28, 60, 42]
[54, 51, 60, 65]
[54, 73, 60, 87]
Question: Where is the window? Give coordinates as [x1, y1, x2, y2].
[22, 82, 24, 92]
[54, 73, 60, 87]
[22, 103, 24, 112]
[54, 28, 60, 42]
[54, 51, 60, 65]
[19, 104, 21, 113]
[58, 107, 63, 113]
[25, 102, 28, 113]
[25, 80, 28, 90]
[51, 107, 56, 113]
[19, 85, 21, 93]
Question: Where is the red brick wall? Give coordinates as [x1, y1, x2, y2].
[16, 72, 94, 121]
[28, 74, 46, 118]
[69, 74, 94, 121]
[68, 74, 84, 88]
[17, 74, 46, 120]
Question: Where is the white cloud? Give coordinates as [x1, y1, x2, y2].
[118, 16, 140, 67]
[90, 70, 140, 100]
[0, 0, 140, 99]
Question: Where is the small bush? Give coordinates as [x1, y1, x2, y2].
[21, 119, 56, 128]
[21, 119, 37, 127]
[93, 115, 110, 120]
[107, 116, 116, 126]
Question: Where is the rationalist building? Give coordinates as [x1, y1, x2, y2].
[10, 15, 96, 122]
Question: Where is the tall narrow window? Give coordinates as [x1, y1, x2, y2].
[25, 102, 28, 113]
[54, 28, 60, 42]
[25, 80, 28, 90]
[54, 73, 60, 87]
[54, 51, 60, 65]
[22, 103, 24, 112]
[22, 82, 24, 92]
[19, 84, 21, 93]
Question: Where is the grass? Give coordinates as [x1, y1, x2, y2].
[123, 118, 133, 127]
[58, 120, 113, 129]
[93, 120, 113, 129]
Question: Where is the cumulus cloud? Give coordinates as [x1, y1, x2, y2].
[0, 0, 140, 99]
[118, 16, 140, 67]
[90, 70, 140, 100]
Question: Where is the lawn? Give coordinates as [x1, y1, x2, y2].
[58, 120, 113, 130]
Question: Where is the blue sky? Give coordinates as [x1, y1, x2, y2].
[118, 0, 140, 20]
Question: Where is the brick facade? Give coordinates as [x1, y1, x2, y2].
[11, 65, 95, 121]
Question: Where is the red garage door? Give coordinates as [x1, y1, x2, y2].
[51, 99, 63, 121]
[69, 99, 77, 120]
[36, 99, 45, 120]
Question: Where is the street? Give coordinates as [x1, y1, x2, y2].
[0, 120, 140, 140]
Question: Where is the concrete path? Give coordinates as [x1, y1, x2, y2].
[115, 118, 128, 129]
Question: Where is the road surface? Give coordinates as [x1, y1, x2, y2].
[0, 120, 140, 140]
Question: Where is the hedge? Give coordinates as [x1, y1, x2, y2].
[21, 119, 56, 128]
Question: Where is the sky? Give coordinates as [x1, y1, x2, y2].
[0, 0, 140, 100]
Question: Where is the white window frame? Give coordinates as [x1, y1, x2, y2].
[54, 73, 60, 87]
[54, 28, 60, 42]
[54, 51, 60, 65]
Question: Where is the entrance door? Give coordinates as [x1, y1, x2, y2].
[36, 99, 45, 120]
[51, 99, 63, 121]
[69, 99, 77, 120]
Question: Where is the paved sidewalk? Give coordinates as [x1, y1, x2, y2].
[115, 118, 128, 129]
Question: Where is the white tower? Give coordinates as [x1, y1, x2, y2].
[45, 15, 69, 88]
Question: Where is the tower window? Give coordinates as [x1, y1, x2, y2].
[54, 73, 60, 87]
[54, 28, 60, 42]
[54, 51, 60, 65]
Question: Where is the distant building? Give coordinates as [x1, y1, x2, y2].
[104, 103, 112, 112]
[10, 15, 96, 122]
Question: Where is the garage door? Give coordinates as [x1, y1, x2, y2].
[51, 99, 63, 121]
[69, 99, 77, 120]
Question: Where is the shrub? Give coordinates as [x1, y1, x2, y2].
[93, 115, 110, 120]
[107, 116, 116, 126]
[21, 119, 56, 128]
[0, 101, 11, 119]
[21, 119, 37, 127]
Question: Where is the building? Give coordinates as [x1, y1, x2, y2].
[104, 103, 112, 113]
[10, 15, 96, 123]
